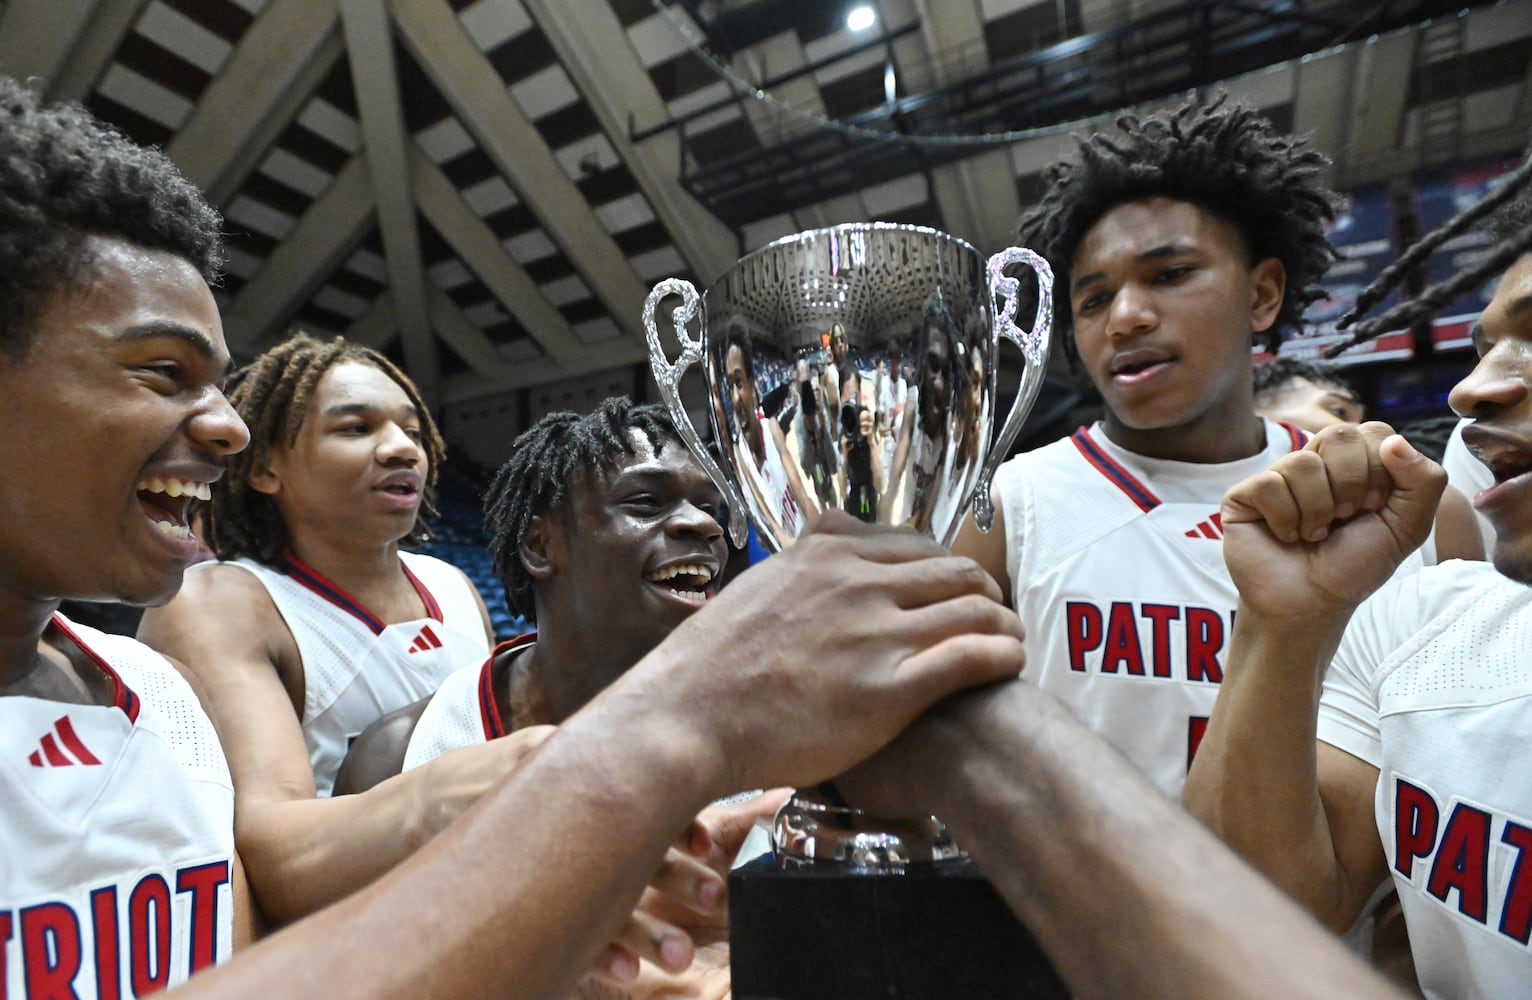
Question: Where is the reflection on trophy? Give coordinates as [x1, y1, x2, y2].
[645, 223, 1063, 997]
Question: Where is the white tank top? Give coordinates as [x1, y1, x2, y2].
[998, 420, 1431, 797]
[0, 616, 235, 997]
[402, 634, 534, 771]
[229, 550, 489, 795]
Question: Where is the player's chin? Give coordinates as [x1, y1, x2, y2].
[1489, 541, 1532, 587]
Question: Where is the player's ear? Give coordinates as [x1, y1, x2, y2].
[1249, 257, 1286, 334]
[520, 516, 557, 582]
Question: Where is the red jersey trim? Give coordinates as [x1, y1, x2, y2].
[478, 632, 537, 741]
[50, 614, 141, 722]
[281, 551, 445, 636]
[1279, 422, 1310, 451]
[1070, 428, 1161, 513]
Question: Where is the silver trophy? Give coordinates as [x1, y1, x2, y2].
[644, 222, 1053, 871]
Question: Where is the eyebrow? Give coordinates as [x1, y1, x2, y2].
[1471, 292, 1532, 344]
[322, 401, 420, 419]
[618, 462, 719, 490]
[120, 320, 228, 372]
[1072, 244, 1186, 292]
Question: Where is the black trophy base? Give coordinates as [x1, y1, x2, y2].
[728, 853, 1069, 999]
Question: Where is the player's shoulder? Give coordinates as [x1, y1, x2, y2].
[995, 431, 1081, 475]
[138, 559, 289, 659]
[175, 559, 280, 605]
[1360, 558, 1514, 635]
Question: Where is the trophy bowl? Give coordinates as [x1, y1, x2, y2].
[645, 223, 1060, 997]
[646, 222, 1052, 558]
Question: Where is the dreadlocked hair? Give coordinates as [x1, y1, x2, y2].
[483, 397, 680, 624]
[1326, 146, 1532, 358]
[1018, 94, 1339, 360]
[0, 75, 224, 357]
[206, 332, 446, 565]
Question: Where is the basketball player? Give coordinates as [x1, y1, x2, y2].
[723, 325, 815, 543]
[336, 398, 730, 788]
[136, 333, 501, 925]
[1185, 158, 1532, 998]
[952, 96, 1427, 796]
[337, 397, 764, 995]
[887, 292, 957, 532]
[0, 75, 256, 995]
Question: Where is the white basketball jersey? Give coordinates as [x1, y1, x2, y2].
[401, 634, 534, 771]
[228, 550, 489, 795]
[999, 420, 1338, 796]
[736, 411, 804, 540]
[1, 616, 234, 997]
[1319, 560, 1532, 999]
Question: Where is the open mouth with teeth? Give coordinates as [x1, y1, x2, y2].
[136, 477, 210, 542]
[1486, 455, 1532, 485]
[645, 563, 715, 604]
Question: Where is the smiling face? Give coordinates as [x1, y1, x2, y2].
[0, 237, 248, 608]
[545, 430, 726, 668]
[1070, 198, 1285, 460]
[1449, 252, 1532, 582]
[252, 361, 428, 553]
[725, 343, 761, 439]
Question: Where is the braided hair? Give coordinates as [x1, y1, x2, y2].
[0, 76, 223, 356]
[1018, 94, 1339, 358]
[483, 397, 681, 624]
[1325, 147, 1532, 357]
[207, 332, 446, 565]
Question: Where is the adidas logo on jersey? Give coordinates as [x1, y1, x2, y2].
[408, 624, 443, 654]
[1185, 513, 1224, 540]
[27, 715, 103, 767]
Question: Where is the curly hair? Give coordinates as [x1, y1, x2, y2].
[483, 397, 681, 624]
[1018, 94, 1338, 357]
[0, 76, 223, 357]
[206, 332, 446, 565]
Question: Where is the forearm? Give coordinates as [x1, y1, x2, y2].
[181, 690, 721, 999]
[237, 772, 439, 925]
[914, 683, 1399, 999]
[1183, 605, 1357, 927]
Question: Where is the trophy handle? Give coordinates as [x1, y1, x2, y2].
[643, 278, 752, 549]
[971, 248, 1055, 532]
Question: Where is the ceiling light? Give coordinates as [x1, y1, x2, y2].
[847, 5, 876, 32]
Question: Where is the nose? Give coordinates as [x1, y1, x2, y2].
[1106, 283, 1157, 339]
[670, 497, 724, 542]
[377, 421, 424, 466]
[194, 388, 250, 457]
[1448, 341, 1531, 419]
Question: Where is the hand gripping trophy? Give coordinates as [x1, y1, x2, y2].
[645, 224, 1063, 997]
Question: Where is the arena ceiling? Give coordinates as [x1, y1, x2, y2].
[1, 0, 1529, 419]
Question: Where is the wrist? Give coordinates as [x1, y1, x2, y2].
[570, 651, 737, 809]
[1234, 598, 1354, 644]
